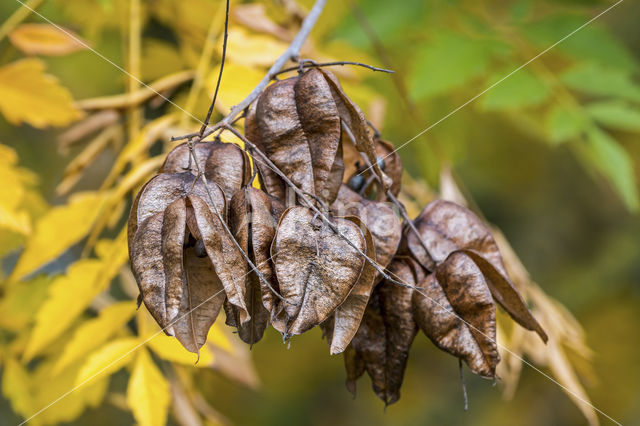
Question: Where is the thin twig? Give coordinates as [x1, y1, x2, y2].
[274, 60, 394, 77]
[172, 0, 328, 142]
[198, 0, 230, 137]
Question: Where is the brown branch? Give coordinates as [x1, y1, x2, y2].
[198, 0, 230, 137]
[274, 60, 394, 77]
[172, 0, 328, 142]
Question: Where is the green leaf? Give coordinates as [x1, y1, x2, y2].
[479, 68, 550, 111]
[546, 105, 587, 144]
[580, 128, 639, 211]
[409, 33, 496, 100]
[561, 63, 640, 103]
[523, 14, 637, 71]
[586, 101, 640, 133]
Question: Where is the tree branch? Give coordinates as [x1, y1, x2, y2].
[274, 60, 393, 77]
[172, 0, 328, 143]
[198, 0, 230, 137]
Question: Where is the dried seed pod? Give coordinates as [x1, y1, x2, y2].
[255, 77, 318, 200]
[272, 206, 366, 336]
[343, 136, 402, 199]
[331, 184, 401, 271]
[344, 257, 418, 405]
[245, 101, 286, 200]
[161, 140, 252, 201]
[128, 172, 251, 352]
[413, 251, 499, 378]
[251, 68, 392, 205]
[327, 216, 377, 355]
[228, 186, 285, 344]
[318, 69, 392, 192]
[408, 200, 547, 342]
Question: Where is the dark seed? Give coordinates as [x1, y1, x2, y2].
[194, 239, 208, 258]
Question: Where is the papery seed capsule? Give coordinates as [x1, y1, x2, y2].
[194, 239, 208, 258]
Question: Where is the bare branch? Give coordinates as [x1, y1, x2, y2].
[172, 0, 328, 142]
[198, 0, 230, 137]
[274, 60, 394, 77]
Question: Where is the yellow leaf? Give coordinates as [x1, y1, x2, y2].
[10, 191, 105, 281]
[9, 23, 88, 56]
[127, 349, 171, 426]
[223, 28, 287, 68]
[31, 358, 108, 425]
[0, 275, 51, 332]
[138, 309, 214, 366]
[23, 231, 128, 361]
[206, 61, 263, 114]
[0, 59, 82, 128]
[1, 358, 38, 425]
[75, 337, 141, 386]
[53, 301, 137, 374]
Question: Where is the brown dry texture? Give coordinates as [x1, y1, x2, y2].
[245, 101, 286, 199]
[325, 142, 345, 205]
[133, 173, 225, 229]
[131, 211, 168, 331]
[294, 69, 342, 203]
[318, 69, 391, 191]
[331, 185, 401, 270]
[205, 141, 252, 201]
[227, 187, 277, 344]
[408, 200, 546, 341]
[329, 216, 377, 355]
[187, 194, 249, 324]
[346, 257, 418, 405]
[173, 247, 225, 352]
[343, 344, 365, 396]
[375, 259, 418, 405]
[255, 78, 316, 198]
[127, 179, 149, 254]
[161, 142, 213, 176]
[413, 251, 499, 378]
[248, 189, 285, 320]
[161, 198, 188, 334]
[272, 206, 366, 336]
[161, 140, 251, 202]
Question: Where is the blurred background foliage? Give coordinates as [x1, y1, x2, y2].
[0, 0, 639, 425]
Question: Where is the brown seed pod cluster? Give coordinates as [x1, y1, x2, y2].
[128, 68, 546, 405]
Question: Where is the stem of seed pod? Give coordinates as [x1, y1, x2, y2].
[459, 358, 469, 411]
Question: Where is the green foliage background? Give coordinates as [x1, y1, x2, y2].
[0, 0, 639, 425]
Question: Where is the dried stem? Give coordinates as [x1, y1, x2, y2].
[274, 60, 393, 77]
[198, 0, 230, 137]
[172, 0, 328, 143]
